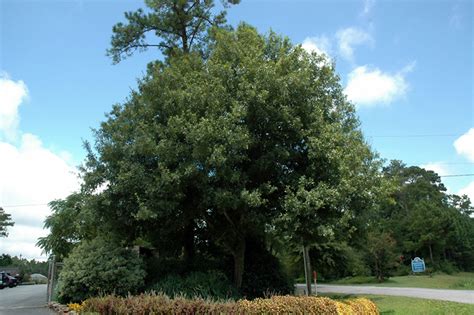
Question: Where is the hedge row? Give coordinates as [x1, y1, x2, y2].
[74, 293, 378, 314]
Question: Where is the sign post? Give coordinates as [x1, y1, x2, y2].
[411, 257, 426, 273]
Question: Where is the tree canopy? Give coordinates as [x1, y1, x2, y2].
[377, 161, 474, 270]
[39, 22, 384, 293]
[0, 207, 14, 237]
[108, 0, 240, 63]
[37, 0, 474, 302]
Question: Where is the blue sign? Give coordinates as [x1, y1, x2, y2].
[411, 257, 426, 273]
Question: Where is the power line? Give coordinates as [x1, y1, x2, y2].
[413, 162, 474, 165]
[1, 203, 49, 208]
[439, 174, 474, 178]
[367, 134, 463, 138]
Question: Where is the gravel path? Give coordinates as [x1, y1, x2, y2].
[295, 284, 474, 304]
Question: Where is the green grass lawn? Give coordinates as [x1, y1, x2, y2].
[328, 272, 474, 290]
[322, 294, 474, 315]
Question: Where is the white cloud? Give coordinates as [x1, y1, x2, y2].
[344, 63, 414, 107]
[0, 74, 79, 260]
[421, 162, 449, 177]
[449, 3, 463, 29]
[302, 36, 332, 57]
[336, 27, 373, 62]
[458, 181, 474, 203]
[0, 225, 50, 261]
[0, 73, 28, 141]
[361, 0, 375, 16]
[454, 128, 474, 162]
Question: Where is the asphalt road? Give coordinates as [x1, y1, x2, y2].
[0, 284, 54, 315]
[295, 284, 474, 304]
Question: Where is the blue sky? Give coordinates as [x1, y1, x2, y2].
[0, 0, 472, 259]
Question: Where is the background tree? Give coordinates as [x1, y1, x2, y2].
[0, 207, 14, 237]
[37, 193, 96, 261]
[376, 161, 474, 271]
[0, 253, 13, 266]
[80, 24, 383, 290]
[366, 230, 399, 282]
[108, 0, 240, 63]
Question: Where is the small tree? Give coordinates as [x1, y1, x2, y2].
[37, 193, 87, 260]
[57, 237, 146, 303]
[0, 207, 14, 237]
[367, 231, 398, 282]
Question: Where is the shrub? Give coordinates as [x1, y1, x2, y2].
[57, 237, 146, 303]
[241, 238, 293, 298]
[366, 231, 399, 281]
[392, 264, 411, 276]
[142, 256, 185, 285]
[149, 270, 239, 300]
[309, 242, 371, 281]
[82, 293, 379, 314]
[438, 261, 459, 275]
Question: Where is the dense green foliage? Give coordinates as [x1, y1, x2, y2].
[374, 161, 474, 273]
[72, 21, 376, 293]
[318, 161, 474, 281]
[57, 237, 146, 303]
[0, 253, 12, 266]
[150, 270, 238, 299]
[37, 193, 96, 261]
[0, 207, 14, 237]
[366, 231, 399, 281]
[240, 238, 293, 298]
[37, 0, 474, 303]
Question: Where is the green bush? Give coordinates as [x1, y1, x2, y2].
[149, 270, 239, 300]
[438, 261, 459, 275]
[393, 264, 411, 276]
[305, 242, 370, 282]
[57, 237, 146, 303]
[142, 256, 185, 285]
[240, 239, 293, 299]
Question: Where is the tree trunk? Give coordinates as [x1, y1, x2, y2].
[233, 238, 246, 289]
[303, 246, 312, 295]
[183, 222, 195, 267]
[428, 243, 434, 265]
